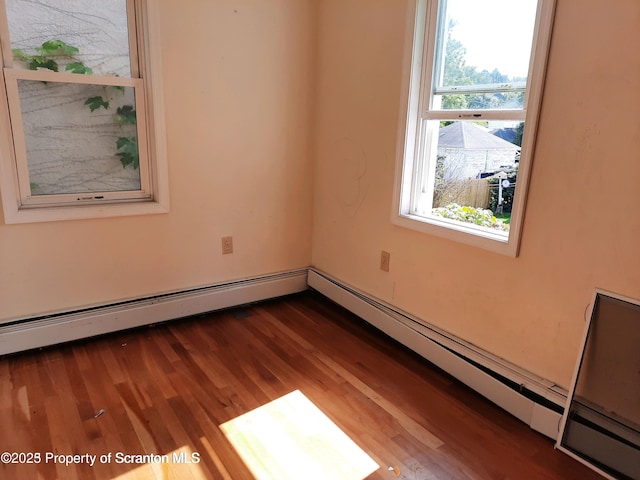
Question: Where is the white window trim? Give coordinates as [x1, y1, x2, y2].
[392, 0, 556, 256]
[4, 70, 153, 207]
[0, 0, 169, 224]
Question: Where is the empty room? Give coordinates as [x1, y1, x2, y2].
[0, 0, 638, 479]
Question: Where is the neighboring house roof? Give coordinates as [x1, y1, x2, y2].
[491, 127, 518, 144]
[439, 122, 520, 150]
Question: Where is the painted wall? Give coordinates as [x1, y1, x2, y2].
[0, 0, 315, 321]
[311, 0, 640, 387]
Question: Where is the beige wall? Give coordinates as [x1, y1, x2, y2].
[311, 0, 640, 387]
[0, 0, 315, 321]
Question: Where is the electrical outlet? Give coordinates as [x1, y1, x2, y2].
[222, 236, 233, 255]
[380, 250, 390, 272]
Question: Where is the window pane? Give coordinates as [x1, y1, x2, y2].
[437, 91, 525, 110]
[17, 80, 141, 195]
[434, 0, 537, 110]
[419, 121, 523, 232]
[6, 0, 132, 77]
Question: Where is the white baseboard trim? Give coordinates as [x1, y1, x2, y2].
[307, 268, 566, 440]
[0, 269, 308, 355]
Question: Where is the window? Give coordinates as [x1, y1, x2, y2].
[0, 0, 168, 223]
[393, 0, 555, 255]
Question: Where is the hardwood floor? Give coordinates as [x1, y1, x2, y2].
[0, 292, 602, 480]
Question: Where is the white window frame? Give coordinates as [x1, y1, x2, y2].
[392, 0, 556, 256]
[0, 0, 169, 224]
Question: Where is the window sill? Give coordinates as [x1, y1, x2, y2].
[391, 211, 519, 256]
[1, 198, 169, 224]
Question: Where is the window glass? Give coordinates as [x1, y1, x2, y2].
[415, 120, 523, 234]
[436, 91, 525, 110]
[434, 0, 537, 110]
[17, 80, 140, 195]
[6, 0, 132, 77]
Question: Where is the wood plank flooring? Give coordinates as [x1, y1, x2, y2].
[0, 292, 603, 480]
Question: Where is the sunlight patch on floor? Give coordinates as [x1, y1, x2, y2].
[220, 390, 379, 480]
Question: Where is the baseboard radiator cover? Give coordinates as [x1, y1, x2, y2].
[307, 268, 567, 440]
[0, 269, 309, 356]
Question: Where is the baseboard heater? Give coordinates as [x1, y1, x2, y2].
[0, 269, 309, 356]
[1, 267, 567, 441]
[307, 268, 567, 440]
